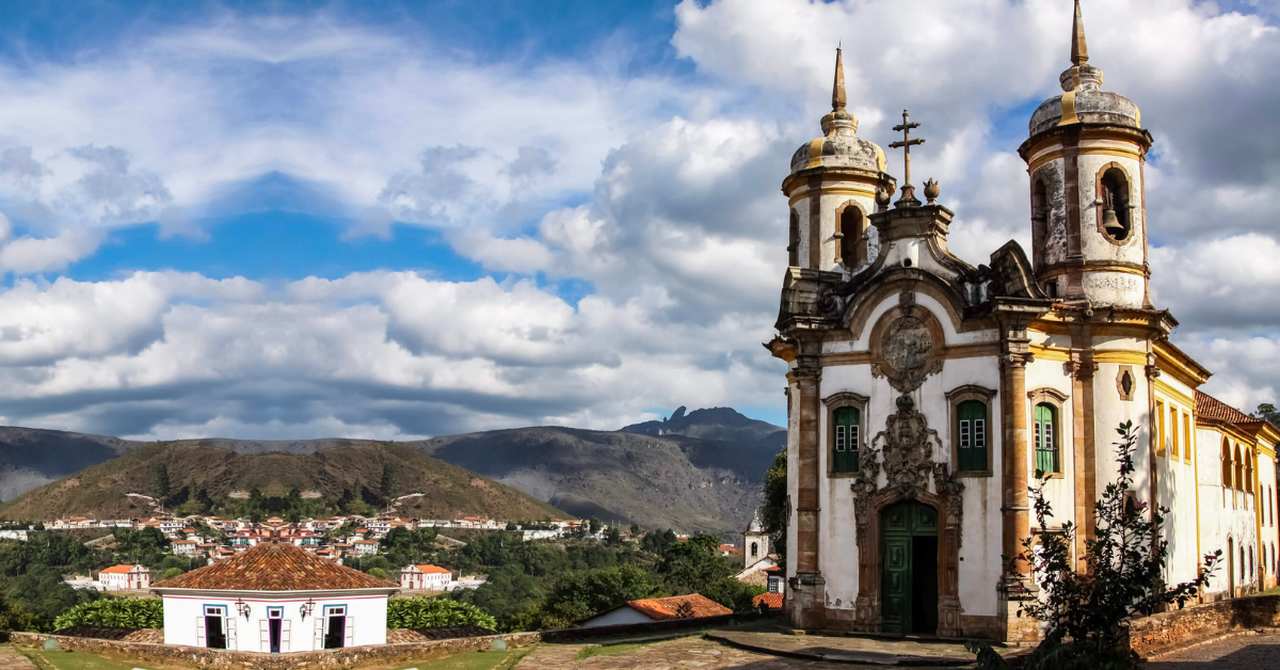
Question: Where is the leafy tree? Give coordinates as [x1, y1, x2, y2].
[658, 535, 733, 595]
[380, 463, 398, 504]
[605, 526, 622, 546]
[973, 421, 1221, 669]
[387, 597, 496, 632]
[640, 529, 677, 556]
[761, 448, 787, 566]
[112, 527, 170, 567]
[537, 565, 657, 628]
[5, 568, 97, 630]
[53, 598, 162, 631]
[1257, 402, 1279, 428]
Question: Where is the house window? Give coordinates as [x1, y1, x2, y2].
[836, 205, 864, 267]
[202, 605, 227, 650]
[824, 392, 868, 477]
[1098, 166, 1132, 242]
[788, 209, 800, 267]
[957, 400, 987, 473]
[1182, 413, 1193, 465]
[1033, 403, 1060, 475]
[750, 541, 758, 558]
[1155, 400, 1166, 457]
[323, 605, 348, 650]
[833, 406, 860, 473]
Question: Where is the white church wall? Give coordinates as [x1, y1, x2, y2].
[1024, 358, 1075, 528]
[1091, 361, 1152, 507]
[1257, 450, 1278, 588]
[817, 363, 871, 611]
[1152, 376, 1200, 587]
[1194, 426, 1260, 596]
[816, 190, 878, 272]
[1074, 151, 1146, 306]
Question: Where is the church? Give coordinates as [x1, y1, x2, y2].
[767, 1, 1279, 642]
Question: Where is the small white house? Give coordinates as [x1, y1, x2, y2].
[152, 542, 399, 654]
[577, 593, 732, 629]
[98, 564, 151, 591]
[399, 564, 452, 591]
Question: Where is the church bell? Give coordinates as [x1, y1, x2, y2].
[1101, 205, 1125, 236]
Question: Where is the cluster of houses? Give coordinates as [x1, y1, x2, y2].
[42, 513, 598, 563]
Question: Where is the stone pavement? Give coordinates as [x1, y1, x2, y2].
[1145, 631, 1280, 669]
[707, 629, 973, 666]
[0, 646, 37, 670]
[512, 634, 975, 669]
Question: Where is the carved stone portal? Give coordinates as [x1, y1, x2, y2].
[870, 295, 945, 393]
[851, 394, 965, 637]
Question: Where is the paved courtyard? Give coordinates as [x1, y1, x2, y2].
[512, 635, 969, 669]
[0, 647, 35, 670]
[1145, 632, 1280, 669]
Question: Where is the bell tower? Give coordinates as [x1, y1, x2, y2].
[782, 48, 895, 274]
[1018, 0, 1153, 307]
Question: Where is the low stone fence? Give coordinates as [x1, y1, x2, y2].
[1130, 594, 1280, 658]
[10, 630, 542, 669]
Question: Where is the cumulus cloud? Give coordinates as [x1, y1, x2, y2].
[0, 1, 1275, 437]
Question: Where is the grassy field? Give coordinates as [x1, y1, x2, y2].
[13, 645, 533, 670]
[17, 647, 188, 670]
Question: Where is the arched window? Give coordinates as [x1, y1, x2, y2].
[1099, 166, 1132, 242]
[1031, 178, 1049, 264]
[1034, 403, 1060, 475]
[1234, 445, 1244, 493]
[750, 541, 758, 558]
[1222, 439, 1232, 489]
[1249, 548, 1255, 582]
[957, 400, 988, 473]
[1245, 452, 1254, 495]
[836, 205, 864, 267]
[788, 209, 800, 267]
[832, 406, 860, 473]
[1182, 412, 1193, 465]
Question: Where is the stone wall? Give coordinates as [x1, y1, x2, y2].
[1129, 595, 1280, 658]
[10, 630, 542, 669]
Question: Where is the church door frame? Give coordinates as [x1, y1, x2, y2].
[855, 490, 962, 637]
[879, 500, 939, 634]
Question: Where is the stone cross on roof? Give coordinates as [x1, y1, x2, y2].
[889, 109, 925, 204]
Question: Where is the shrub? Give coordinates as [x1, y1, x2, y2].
[52, 598, 162, 631]
[387, 597, 496, 632]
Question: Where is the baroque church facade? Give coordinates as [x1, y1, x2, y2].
[768, 2, 1280, 642]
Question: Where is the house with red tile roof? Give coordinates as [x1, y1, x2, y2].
[576, 593, 732, 629]
[399, 564, 453, 591]
[97, 564, 150, 591]
[151, 542, 398, 654]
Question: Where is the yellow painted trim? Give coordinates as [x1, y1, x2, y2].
[1092, 350, 1149, 366]
[1154, 379, 1196, 410]
[1028, 344, 1070, 362]
[1193, 413, 1202, 577]
[1153, 341, 1212, 386]
[804, 139, 826, 169]
[1038, 264, 1148, 280]
[1028, 147, 1143, 173]
[1059, 90, 1079, 126]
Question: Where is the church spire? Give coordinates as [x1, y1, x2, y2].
[832, 46, 847, 111]
[1070, 0, 1089, 66]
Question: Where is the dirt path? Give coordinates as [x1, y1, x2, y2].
[0, 647, 37, 670]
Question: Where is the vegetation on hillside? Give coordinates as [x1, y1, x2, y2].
[408, 531, 763, 631]
[0, 442, 564, 523]
[387, 598, 496, 632]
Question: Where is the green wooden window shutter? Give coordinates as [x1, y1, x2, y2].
[957, 400, 986, 472]
[1034, 403, 1058, 474]
[833, 407, 859, 473]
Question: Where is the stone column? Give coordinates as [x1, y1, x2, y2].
[999, 343, 1038, 643]
[789, 357, 825, 628]
[1068, 352, 1097, 569]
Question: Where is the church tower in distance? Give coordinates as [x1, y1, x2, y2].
[1019, 0, 1152, 307]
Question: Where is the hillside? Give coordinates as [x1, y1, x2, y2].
[0, 407, 785, 534]
[0, 441, 565, 522]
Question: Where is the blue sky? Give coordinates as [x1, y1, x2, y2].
[0, 0, 1274, 440]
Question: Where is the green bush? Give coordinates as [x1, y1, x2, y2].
[387, 597, 496, 632]
[52, 598, 162, 631]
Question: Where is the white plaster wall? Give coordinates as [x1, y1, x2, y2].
[815, 300, 1004, 618]
[833, 293, 995, 353]
[161, 593, 388, 652]
[1091, 361, 1152, 507]
[1023, 358, 1075, 529]
[1194, 427, 1260, 596]
[817, 190, 878, 273]
[1257, 450, 1278, 586]
[1076, 151, 1145, 306]
[1153, 393, 1200, 587]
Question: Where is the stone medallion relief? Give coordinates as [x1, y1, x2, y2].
[870, 292, 945, 394]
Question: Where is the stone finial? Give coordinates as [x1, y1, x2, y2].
[832, 46, 847, 112]
[923, 178, 940, 204]
[1071, 0, 1088, 67]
